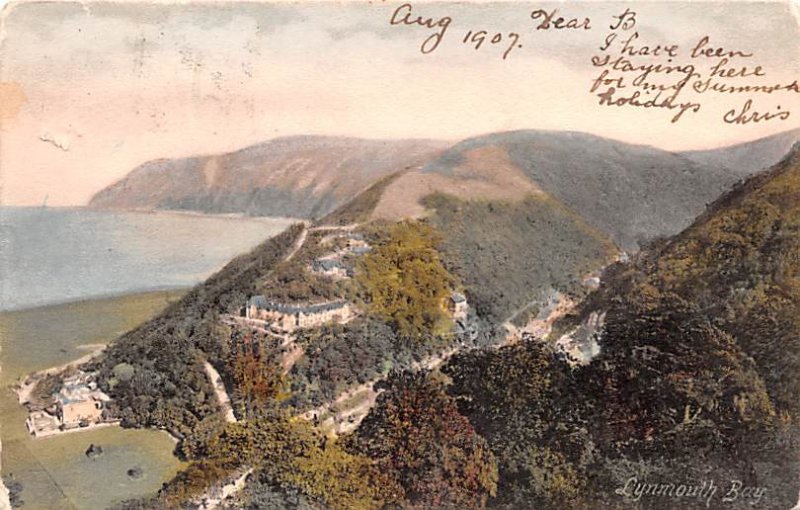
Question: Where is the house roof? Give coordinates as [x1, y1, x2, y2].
[248, 295, 269, 309]
[313, 259, 346, 271]
[248, 296, 348, 314]
[451, 292, 466, 303]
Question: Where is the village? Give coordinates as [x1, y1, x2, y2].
[12, 220, 605, 510]
[214, 224, 611, 438]
[16, 222, 593, 444]
[243, 228, 466, 329]
[219, 226, 470, 436]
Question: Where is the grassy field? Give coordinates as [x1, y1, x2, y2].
[0, 290, 187, 510]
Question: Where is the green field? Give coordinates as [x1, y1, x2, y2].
[0, 290, 188, 510]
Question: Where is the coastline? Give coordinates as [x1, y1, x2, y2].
[0, 285, 190, 315]
[0, 211, 294, 507]
[4, 289, 188, 411]
[0, 208, 298, 314]
[15, 343, 107, 405]
[1, 204, 302, 225]
[104, 206, 302, 224]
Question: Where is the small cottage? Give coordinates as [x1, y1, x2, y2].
[61, 399, 103, 428]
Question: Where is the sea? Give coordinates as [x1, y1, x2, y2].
[0, 207, 297, 311]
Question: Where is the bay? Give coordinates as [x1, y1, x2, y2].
[0, 207, 296, 311]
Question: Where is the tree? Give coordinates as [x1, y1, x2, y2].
[158, 411, 396, 510]
[579, 291, 775, 449]
[350, 371, 498, 509]
[356, 221, 456, 341]
[444, 341, 590, 509]
[229, 336, 288, 417]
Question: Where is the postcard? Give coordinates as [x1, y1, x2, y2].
[0, 1, 798, 508]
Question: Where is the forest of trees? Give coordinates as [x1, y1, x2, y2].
[423, 193, 615, 323]
[440, 148, 800, 509]
[115, 408, 394, 510]
[290, 318, 446, 408]
[348, 371, 498, 509]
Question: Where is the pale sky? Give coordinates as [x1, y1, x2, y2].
[1, 1, 798, 206]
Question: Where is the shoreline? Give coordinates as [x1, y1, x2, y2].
[109, 207, 301, 224]
[15, 343, 108, 405]
[0, 286, 190, 315]
[1, 205, 302, 225]
[0, 283, 189, 509]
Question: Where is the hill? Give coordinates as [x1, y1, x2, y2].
[424, 193, 616, 324]
[417, 144, 800, 509]
[86, 134, 800, 509]
[88, 136, 446, 219]
[494, 145, 800, 509]
[570, 142, 800, 417]
[373, 130, 799, 250]
[85, 153, 618, 508]
[91, 130, 799, 251]
[681, 127, 800, 176]
[88, 224, 305, 436]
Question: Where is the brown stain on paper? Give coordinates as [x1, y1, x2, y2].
[0, 81, 26, 124]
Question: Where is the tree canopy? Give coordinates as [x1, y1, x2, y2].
[350, 371, 498, 509]
[356, 221, 456, 341]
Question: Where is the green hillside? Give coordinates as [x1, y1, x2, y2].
[573, 143, 800, 418]
[88, 224, 304, 437]
[421, 130, 748, 250]
[430, 145, 800, 509]
[424, 193, 617, 324]
[86, 144, 800, 509]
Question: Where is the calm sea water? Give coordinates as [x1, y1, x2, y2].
[0, 207, 296, 311]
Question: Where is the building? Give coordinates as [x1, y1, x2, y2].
[24, 369, 112, 437]
[346, 232, 368, 248]
[57, 373, 108, 428]
[61, 399, 103, 428]
[245, 296, 353, 332]
[26, 410, 61, 437]
[311, 258, 350, 278]
[449, 292, 469, 320]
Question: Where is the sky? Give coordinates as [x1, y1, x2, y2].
[1, 1, 798, 206]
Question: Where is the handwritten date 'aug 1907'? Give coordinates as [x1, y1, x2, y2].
[388, 3, 795, 125]
[389, 3, 589, 60]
